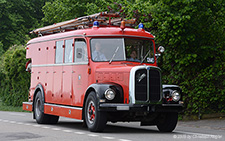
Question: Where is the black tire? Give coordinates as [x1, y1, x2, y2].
[84, 91, 107, 132]
[156, 112, 178, 132]
[34, 91, 59, 124]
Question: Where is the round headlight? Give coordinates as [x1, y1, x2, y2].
[171, 90, 180, 102]
[104, 89, 116, 100]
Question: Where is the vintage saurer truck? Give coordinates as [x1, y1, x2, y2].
[23, 12, 183, 132]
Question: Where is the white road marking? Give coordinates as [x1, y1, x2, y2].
[119, 139, 132, 141]
[25, 123, 31, 126]
[52, 128, 61, 131]
[102, 136, 115, 140]
[3, 120, 9, 122]
[63, 130, 72, 133]
[9, 121, 16, 124]
[33, 124, 41, 127]
[74, 132, 85, 135]
[42, 126, 50, 129]
[16, 122, 23, 125]
[88, 134, 99, 137]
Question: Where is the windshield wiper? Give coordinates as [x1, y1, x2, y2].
[109, 46, 120, 64]
[140, 50, 151, 64]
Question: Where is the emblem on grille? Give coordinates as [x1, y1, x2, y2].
[137, 73, 146, 82]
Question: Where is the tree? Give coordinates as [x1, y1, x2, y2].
[147, 0, 225, 115]
[0, 0, 48, 50]
[0, 45, 30, 106]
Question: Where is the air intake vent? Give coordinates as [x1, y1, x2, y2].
[135, 69, 147, 101]
[149, 69, 161, 102]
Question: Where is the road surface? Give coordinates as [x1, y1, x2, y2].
[0, 111, 224, 141]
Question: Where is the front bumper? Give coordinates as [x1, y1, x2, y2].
[99, 102, 183, 112]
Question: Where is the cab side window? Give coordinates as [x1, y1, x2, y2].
[55, 40, 64, 63]
[74, 39, 88, 63]
[65, 39, 73, 63]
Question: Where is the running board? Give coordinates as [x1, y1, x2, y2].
[44, 103, 83, 120]
[22, 102, 83, 120]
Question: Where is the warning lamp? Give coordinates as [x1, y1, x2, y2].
[138, 23, 144, 29]
[120, 21, 125, 30]
[93, 21, 99, 27]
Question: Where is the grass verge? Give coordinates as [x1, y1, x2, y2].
[0, 99, 24, 112]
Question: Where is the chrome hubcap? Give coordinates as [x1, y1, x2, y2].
[87, 101, 95, 124]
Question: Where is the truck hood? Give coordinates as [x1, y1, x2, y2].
[95, 63, 137, 83]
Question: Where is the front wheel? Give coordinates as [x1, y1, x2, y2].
[156, 112, 178, 132]
[84, 91, 107, 132]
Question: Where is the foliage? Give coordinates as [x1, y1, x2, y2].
[0, 45, 30, 106]
[147, 0, 225, 115]
[0, 0, 47, 50]
[0, 99, 24, 112]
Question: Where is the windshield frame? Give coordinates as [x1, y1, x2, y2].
[90, 37, 155, 64]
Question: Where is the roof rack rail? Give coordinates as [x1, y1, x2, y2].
[30, 12, 136, 36]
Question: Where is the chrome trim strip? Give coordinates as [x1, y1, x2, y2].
[44, 103, 82, 110]
[147, 67, 150, 102]
[23, 102, 32, 105]
[32, 62, 88, 67]
[129, 66, 162, 104]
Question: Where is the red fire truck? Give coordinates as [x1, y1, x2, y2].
[23, 12, 183, 132]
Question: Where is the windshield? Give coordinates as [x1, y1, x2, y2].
[90, 38, 155, 63]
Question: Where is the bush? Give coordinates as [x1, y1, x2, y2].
[0, 45, 30, 106]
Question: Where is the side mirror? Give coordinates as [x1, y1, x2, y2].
[155, 46, 165, 64]
[158, 46, 165, 53]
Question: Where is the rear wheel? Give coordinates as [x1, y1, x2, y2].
[34, 91, 59, 124]
[156, 112, 178, 132]
[84, 91, 107, 132]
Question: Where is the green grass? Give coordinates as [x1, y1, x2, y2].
[0, 99, 24, 112]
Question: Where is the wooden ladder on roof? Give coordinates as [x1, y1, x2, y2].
[30, 12, 136, 36]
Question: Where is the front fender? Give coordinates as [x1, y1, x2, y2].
[162, 85, 182, 104]
[85, 83, 124, 104]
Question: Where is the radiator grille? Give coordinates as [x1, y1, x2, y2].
[135, 69, 147, 101]
[134, 68, 161, 102]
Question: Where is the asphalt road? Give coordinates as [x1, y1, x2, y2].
[0, 111, 224, 141]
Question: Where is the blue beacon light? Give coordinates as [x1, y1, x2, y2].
[138, 23, 144, 29]
[93, 21, 99, 27]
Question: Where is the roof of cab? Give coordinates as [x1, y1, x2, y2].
[27, 27, 155, 45]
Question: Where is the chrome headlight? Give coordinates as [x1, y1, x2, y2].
[104, 89, 116, 100]
[171, 90, 180, 102]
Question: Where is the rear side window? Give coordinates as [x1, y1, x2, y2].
[55, 40, 64, 63]
[64, 39, 73, 63]
[74, 39, 88, 63]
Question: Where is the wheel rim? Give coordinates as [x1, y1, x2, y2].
[35, 98, 41, 117]
[87, 101, 96, 124]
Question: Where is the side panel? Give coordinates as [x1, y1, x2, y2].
[52, 66, 63, 103]
[72, 65, 89, 107]
[45, 66, 54, 103]
[61, 65, 73, 105]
